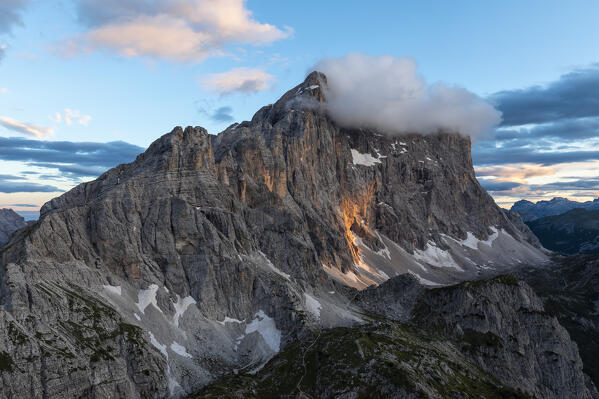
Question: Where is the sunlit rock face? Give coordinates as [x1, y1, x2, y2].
[0, 72, 552, 398]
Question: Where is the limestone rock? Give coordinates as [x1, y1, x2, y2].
[0, 209, 26, 247]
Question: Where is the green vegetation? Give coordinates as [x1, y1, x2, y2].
[34, 281, 144, 365]
[461, 329, 503, 352]
[191, 320, 530, 399]
[0, 351, 13, 372]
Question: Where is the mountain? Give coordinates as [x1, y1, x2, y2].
[517, 254, 599, 389]
[0, 72, 583, 398]
[526, 208, 599, 254]
[511, 197, 599, 222]
[195, 275, 595, 398]
[0, 208, 27, 247]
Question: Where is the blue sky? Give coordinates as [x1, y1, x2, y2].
[2, 0, 599, 217]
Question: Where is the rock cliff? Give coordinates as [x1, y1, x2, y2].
[0, 209, 26, 247]
[0, 72, 568, 398]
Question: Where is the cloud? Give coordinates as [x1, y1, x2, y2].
[0, 116, 54, 137]
[204, 68, 274, 94]
[9, 203, 38, 207]
[0, 136, 144, 180]
[529, 179, 599, 191]
[495, 117, 599, 143]
[490, 65, 599, 126]
[472, 63, 599, 197]
[51, 108, 92, 126]
[473, 143, 599, 166]
[0, 0, 29, 35]
[0, 88, 8, 94]
[0, 174, 61, 193]
[210, 106, 234, 122]
[475, 164, 556, 183]
[61, 0, 291, 62]
[313, 53, 502, 139]
[0, 44, 6, 63]
[29, 162, 107, 178]
[478, 179, 523, 192]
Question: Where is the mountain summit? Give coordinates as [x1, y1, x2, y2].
[0, 73, 588, 398]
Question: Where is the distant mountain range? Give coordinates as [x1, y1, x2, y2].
[526, 208, 599, 255]
[510, 197, 599, 222]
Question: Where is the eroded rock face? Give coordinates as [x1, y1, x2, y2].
[0, 72, 552, 397]
[196, 276, 598, 399]
[0, 209, 26, 247]
[414, 277, 597, 398]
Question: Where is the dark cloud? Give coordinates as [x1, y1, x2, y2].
[495, 117, 599, 143]
[0, 174, 60, 193]
[0, 138, 144, 193]
[0, 0, 29, 35]
[0, 137, 144, 176]
[29, 162, 108, 179]
[490, 65, 599, 126]
[474, 67, 599, 169]
[478, 179, 522, 192]
[210, 106, 234, 122]
[196, 103, 235, 123]
[473, 144, 599, 166]
[529, 179, 599, 191]
[75, 0, 160, 27]
[9, 203, 37, 207]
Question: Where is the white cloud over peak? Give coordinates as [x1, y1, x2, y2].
[62, 0, 291, 62]
[0, 116, 53, 138]
[204, 67, 274, 95]
[314, 53, 502, 140]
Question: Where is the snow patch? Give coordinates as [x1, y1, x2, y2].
[322, 262, 376, 290]
[245, 310, 281, 352]
[168, 371, 182, 397]
[451, 227, 500, 250]
[375, 245, 391, 260]
[413, 241, 463, 271]
[481, 227, 499, 247]
[170, 342, 192, 358]
[297, 84, 319, 94]
[303, 293, 322, 319]
[148, 331, 168, 358]
[172, 295, 196, 327]
[103, 285, 121, 296]
[351, 149, 383, 167]
[217, 316, 244, 326]
[136, 284, 161, 314]
[134, 313, 141, 321]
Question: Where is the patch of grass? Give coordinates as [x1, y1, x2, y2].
[0, 351, 13, 372]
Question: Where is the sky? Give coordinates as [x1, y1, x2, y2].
[1, 0, 599, 218]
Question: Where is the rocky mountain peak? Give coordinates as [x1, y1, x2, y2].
[0, 73, 563, 398]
